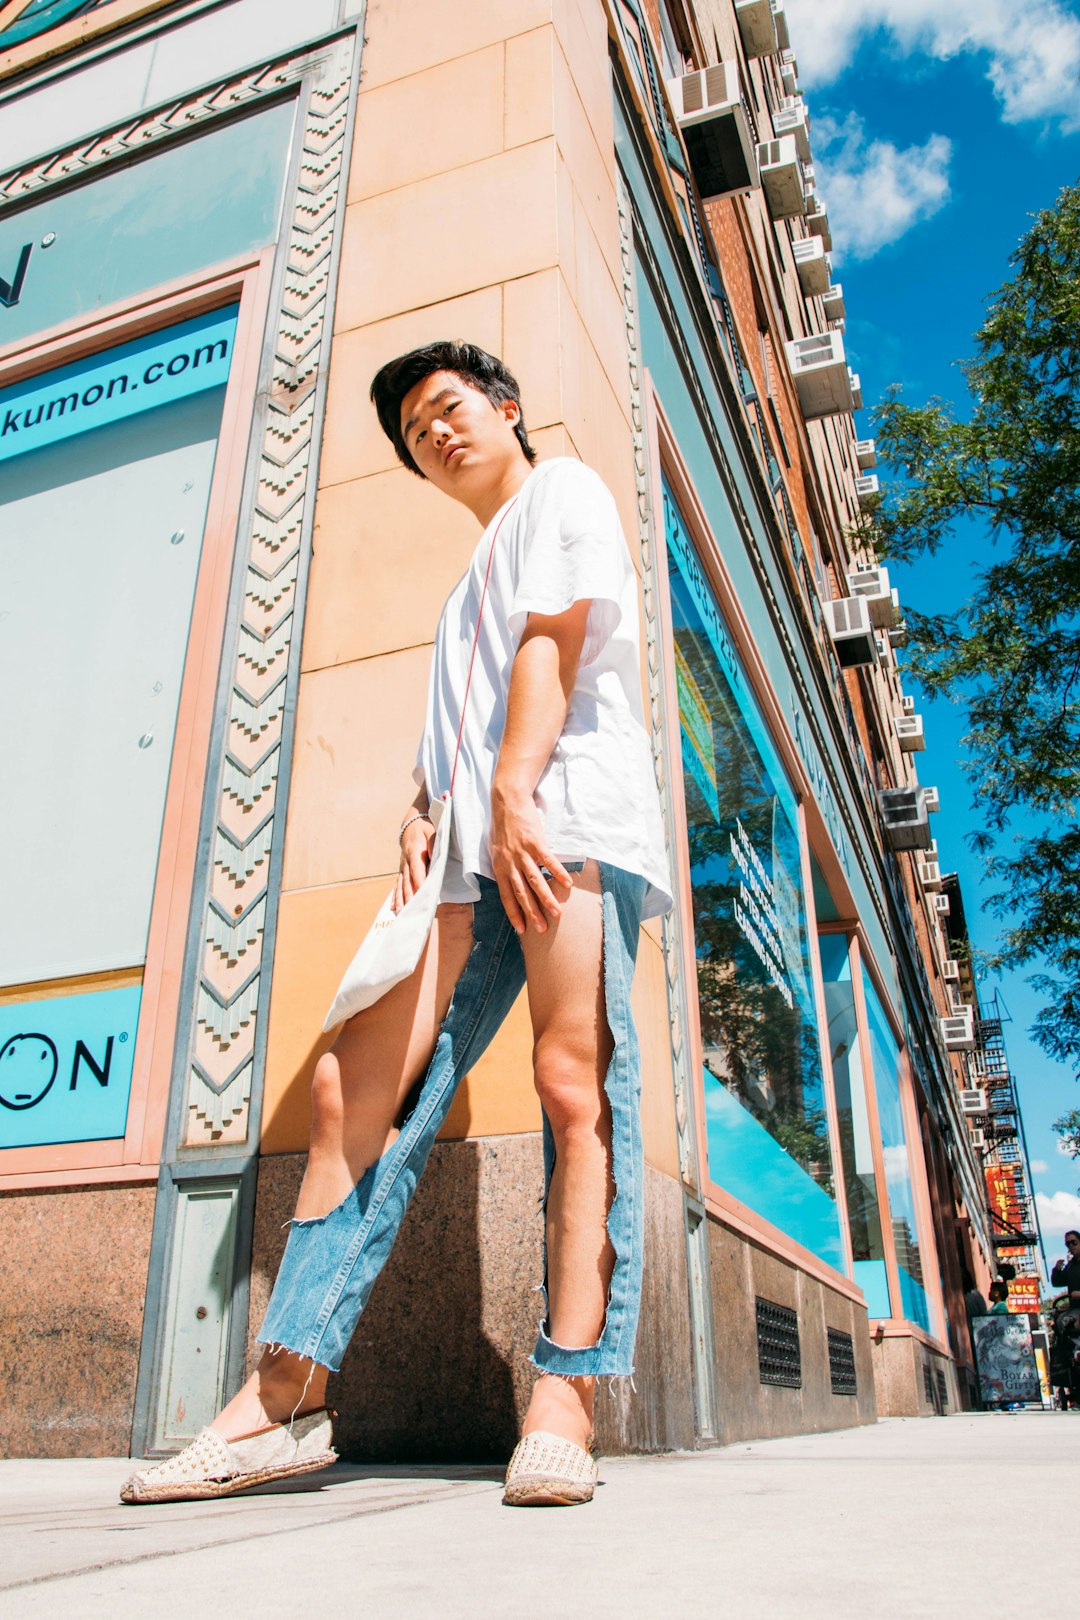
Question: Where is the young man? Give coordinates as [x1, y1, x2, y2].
[123, 342, 671, 1509]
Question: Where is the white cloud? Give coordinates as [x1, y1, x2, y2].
[1030, 1159, 1049, 1175]
[813, 114, 952, 261]
[1059, 1137, 1076, 1156]
[784, 0, 1080, 131]
[1036, 1188, 1080, 1237]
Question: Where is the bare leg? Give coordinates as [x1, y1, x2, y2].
[211, 902, 475, 1439]
[520, 863, 614, 1447]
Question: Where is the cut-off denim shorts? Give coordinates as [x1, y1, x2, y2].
[258, 861, 648, 1379]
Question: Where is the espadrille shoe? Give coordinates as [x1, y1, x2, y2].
[502, 1429, 598, 1507]
[120, 1408, 336, 1505]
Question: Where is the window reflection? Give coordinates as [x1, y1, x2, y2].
[816, 920, 930, 1329]
[664, 481, 843, 1270]
[818, 929, 889, 1317]
[862, 970, 928, 1330]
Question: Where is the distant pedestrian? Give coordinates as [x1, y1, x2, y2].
[1050, 1230, 1080, 1306]
[987, 1280, 1011, 1315]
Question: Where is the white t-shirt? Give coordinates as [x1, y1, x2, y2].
[413, 457, 672, 919]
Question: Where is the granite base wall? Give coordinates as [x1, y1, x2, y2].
[706, 1217, 878, 1442]
[0, 1182, 155, 1457]
[870, 1333, 960, 1417]
[248, 1134, 697, 1460]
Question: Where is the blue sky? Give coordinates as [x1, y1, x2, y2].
[783, 0, 1080, 1271]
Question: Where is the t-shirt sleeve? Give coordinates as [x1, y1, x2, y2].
[508, 461, 629, 665]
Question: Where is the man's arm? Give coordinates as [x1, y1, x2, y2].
[394, 784, 433, 912]
[1051, 1259, 1067, 1287]
[490, 601, 591, 934]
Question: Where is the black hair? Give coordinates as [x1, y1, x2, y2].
[1066, 1229, 1080, 1243]
[989, 1279, 1010, 1301]
[369, 341, 537, 479]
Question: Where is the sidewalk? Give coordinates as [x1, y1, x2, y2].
[0, 1412, 1071, 1619]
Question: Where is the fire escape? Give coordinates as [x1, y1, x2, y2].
[965, 993, 1043, 1263]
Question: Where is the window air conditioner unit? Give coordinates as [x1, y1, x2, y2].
[786, 332, 855, 418]
[735, 0, 778, 57]
[934, 893, 951, 917]
[822, 283, 846, 325]
[792, 235, 830, 296]
[896, 714, 925, 753]
[849, 371, 863, 410]
[773, 96, 810, 161]
[943, 958, 960, 982]
[916, 852, 942, 889]
[757, 137, 806, 218]
[889, 618, 909, 648]
[969, 1127, 986, 1149]
[901, 694, 916, 716]
[668, 65, 759, 198]
[779, 48, 798, 95]
[846, 566, 895, 627]
[823, 595, 878, 667]
[924, 785, 941, 814]
[959, 1080, 988, 1112]
[805, 193, 832, 251]
[945, 1011, 977, 1053]
[855, 473, 880, 508]
[926, 838, 939, 858]
[855, 438, 877, 470]
[772, 0, 791, 51]
[880, 787, 933, 851]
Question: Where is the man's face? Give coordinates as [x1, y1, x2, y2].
[399, 370, 522, 500]
[1066, 1234, 1080, 1259]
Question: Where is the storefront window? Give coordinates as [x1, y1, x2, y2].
[818, 932, 889, 1316]
[817, 931, 929, 1329]
[0, 306, 236, 1150]
[664, 480, 844, 1271]
[862, 970, 929, 1330]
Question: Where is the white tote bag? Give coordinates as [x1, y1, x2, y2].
[322, 793, 452, 1030]
[322, 496, 518, 1033]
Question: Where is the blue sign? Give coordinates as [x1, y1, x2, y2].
[0, 985, 142, 1149]
[0, 304, 238, 463]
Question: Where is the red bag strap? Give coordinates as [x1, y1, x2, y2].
[449, 494, 519, 797]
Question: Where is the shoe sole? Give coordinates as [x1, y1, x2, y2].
[502, 1478, 594, 1507]
[121, 1450, 337, 1505]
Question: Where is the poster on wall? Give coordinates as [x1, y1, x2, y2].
[972, 1314, 1042, 1405]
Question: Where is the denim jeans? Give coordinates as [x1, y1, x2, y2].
[258, 862, 647, 1377]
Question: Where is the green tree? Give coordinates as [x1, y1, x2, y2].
[866, 182, 1080, 1106]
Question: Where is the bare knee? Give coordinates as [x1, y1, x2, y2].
[533, 1034, 609, 1138]
[309, 1050, 345, 1143]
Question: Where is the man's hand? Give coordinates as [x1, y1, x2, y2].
[490, 783, 571, 935]
[393, 817, 436, 912]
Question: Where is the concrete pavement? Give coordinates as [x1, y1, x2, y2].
[0, 1412, 1072, 1618]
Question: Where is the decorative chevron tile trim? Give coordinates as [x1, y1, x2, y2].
[616, 173, 698, 1189]
[173, 36, 354, 1145]
[0, 55, 309, 208]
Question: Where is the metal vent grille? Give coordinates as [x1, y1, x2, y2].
[935, 1368, 948, 1413]
[923, 1361, 934, 1407]
[756, 1297, 801, 1388]
[827, 1328, 857, 1396]
[683, 70, 703, 113]
[704, 62, 730, 106]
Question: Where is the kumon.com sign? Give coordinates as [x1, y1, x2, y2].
[0, 304, 237, 462]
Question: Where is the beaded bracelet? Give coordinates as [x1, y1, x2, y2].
[398, 811, 435, 848]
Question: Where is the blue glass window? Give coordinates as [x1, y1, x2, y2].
[664, 479, 844, 1271]
[862, 970, 929, 1330]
